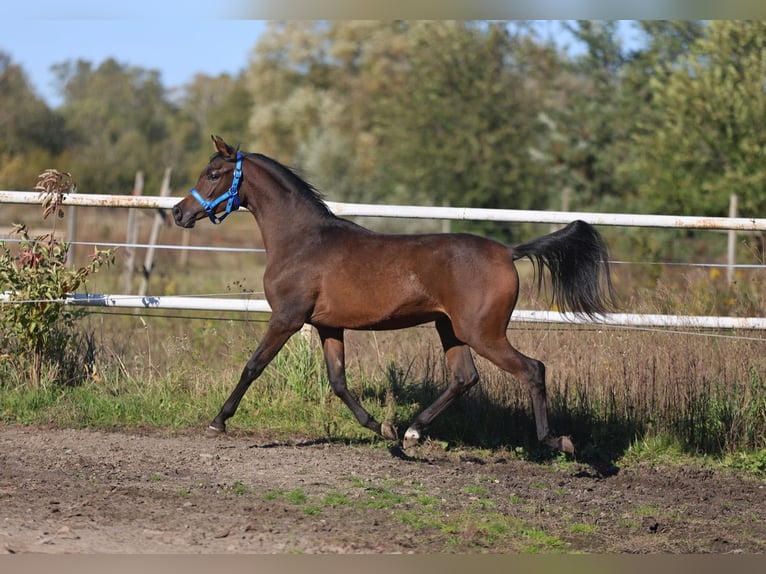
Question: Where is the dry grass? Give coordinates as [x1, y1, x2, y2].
[3, 208, 766, 461]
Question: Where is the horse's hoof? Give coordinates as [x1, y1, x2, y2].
[205, 425, 225, 438]
[543, 435, 575, 454]
[559, 436, 575, 454]
[402, 428, 421, 450]
[380, 421, 399, 442]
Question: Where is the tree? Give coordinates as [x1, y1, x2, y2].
[175, 72, 254, 183]
[370, 22, 558, 235]
[52, 58, 179, 194]
[244, 22, 566, 238]
[245, 21, 396, 204]
[632, 21, 766, 218]
[0, 52, 68, 189]
[532, 21, 635, 214]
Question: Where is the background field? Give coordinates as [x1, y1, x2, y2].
[2, 203, 765, 470]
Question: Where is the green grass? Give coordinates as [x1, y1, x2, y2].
[2, 264, 766, 477]
[568, 523, 598, 535]
[231, 481, 250, 495]
[322, 492, 351, 507]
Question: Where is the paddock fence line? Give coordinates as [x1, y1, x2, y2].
[2, 190, 766, 230]
[2, 190, 766, 333]
[2, 293, 766, 331]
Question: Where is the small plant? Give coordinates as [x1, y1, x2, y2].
[231, 481, 249, 495]
[0, 170, 114, 387]
[284, 488, 308, 505]
[322, 492, 350, 507]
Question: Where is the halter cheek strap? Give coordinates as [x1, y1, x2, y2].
[189, 153, 244, 224]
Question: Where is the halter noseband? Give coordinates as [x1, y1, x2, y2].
[189, 153, 244, 224]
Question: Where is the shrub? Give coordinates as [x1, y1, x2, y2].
[0, 170, 113, 387]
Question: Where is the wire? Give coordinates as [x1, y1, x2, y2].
[72, 308, 766, 343]
[609, 260, 766, 269]
[3, 236, 763, 268]
[3, 244, 765, 272]
[589, 322, 766, 343]
[0, 237, 266, 254]
[81, 308, 271, 323]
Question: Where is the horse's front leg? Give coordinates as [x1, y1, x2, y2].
[318, 326, 398, 441]
[208, 316, 300, 435]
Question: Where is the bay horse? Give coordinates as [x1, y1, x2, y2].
[172, 135, 615, 453]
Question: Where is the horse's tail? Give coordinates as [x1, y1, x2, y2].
[512, 220, 615, 317]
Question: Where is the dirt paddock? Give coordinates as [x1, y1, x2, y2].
[0, 424, 764, 554]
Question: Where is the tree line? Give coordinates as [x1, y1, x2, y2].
[2, 20, 765, 242]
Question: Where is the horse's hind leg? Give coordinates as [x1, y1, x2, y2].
[472, 337, 574, 453]
[318, 327, 397, 441]
[403, 317, 480, 449]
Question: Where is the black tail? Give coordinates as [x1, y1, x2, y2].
[512, 220, 615, 317]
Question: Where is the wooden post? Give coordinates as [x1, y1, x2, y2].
[551, 186, 571, 233]
[138, 168, 172, 297]
[123, 171, 144, 293]
[65, 191, 77, 268]
[179, 227, 191, 268]
[441, 199, 451, 234]
[727, 194, 737, 285]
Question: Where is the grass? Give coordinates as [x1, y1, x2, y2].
[2, 320, 766, 475]
[2, 208, 766, 475]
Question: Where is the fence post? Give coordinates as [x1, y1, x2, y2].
[138, 168, 172, 297]
[65, 189, 78, 268]
[727, 193, 737, 285]
[179, 226, 191, 268]
[123, 171, 144, 293]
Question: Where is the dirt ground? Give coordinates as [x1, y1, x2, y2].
[0, 424, 764, 554]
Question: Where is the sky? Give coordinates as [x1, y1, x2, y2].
[3, 0, 759, 109]
[1, 16, 614, 109]
[1, 19, 268, 107]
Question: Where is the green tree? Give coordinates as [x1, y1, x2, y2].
[0, 52, 68, 188]
[371, 22, 556, 223]
[245, 22, 564, 239]
[174, 72, 254, 184]
[52, 58, 179, 194]
[245, 21, 393, 203]
[632, 21, 766, 218]
[533, 21, 632, 214]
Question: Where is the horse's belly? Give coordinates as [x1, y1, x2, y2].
[313, 310, 443, 331]
[310, 288, 442, 330]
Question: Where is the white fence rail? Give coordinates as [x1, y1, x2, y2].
[2, 189, 766, 230]
[2, 293, 766, 331]
[2, 190, 765, 332]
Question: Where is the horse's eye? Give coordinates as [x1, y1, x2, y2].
[208, 171, 221, 182]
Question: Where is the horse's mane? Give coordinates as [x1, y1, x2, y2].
[236, 152, 334, 218]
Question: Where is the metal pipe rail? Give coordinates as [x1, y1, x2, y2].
[3, 293, 765, 331]
[2, 190, 766, 231]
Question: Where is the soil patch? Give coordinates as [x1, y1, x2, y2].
[0, 425, 763, 553]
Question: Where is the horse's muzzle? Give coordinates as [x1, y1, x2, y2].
[172, 202, 196, 228]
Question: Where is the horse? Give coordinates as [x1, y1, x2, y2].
[172, 135, 615, 453]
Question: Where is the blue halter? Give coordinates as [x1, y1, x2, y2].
[189, 153, 244, 224]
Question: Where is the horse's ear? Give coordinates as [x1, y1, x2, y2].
[211, 134, 235, 159]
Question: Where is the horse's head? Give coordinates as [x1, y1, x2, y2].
[172, 135, 244, 228]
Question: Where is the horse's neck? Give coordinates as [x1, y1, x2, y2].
[248, 191, 329, 256]
[245, 159, 335, 253]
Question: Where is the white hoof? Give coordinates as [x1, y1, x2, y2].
[402, 428, 420, 449]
